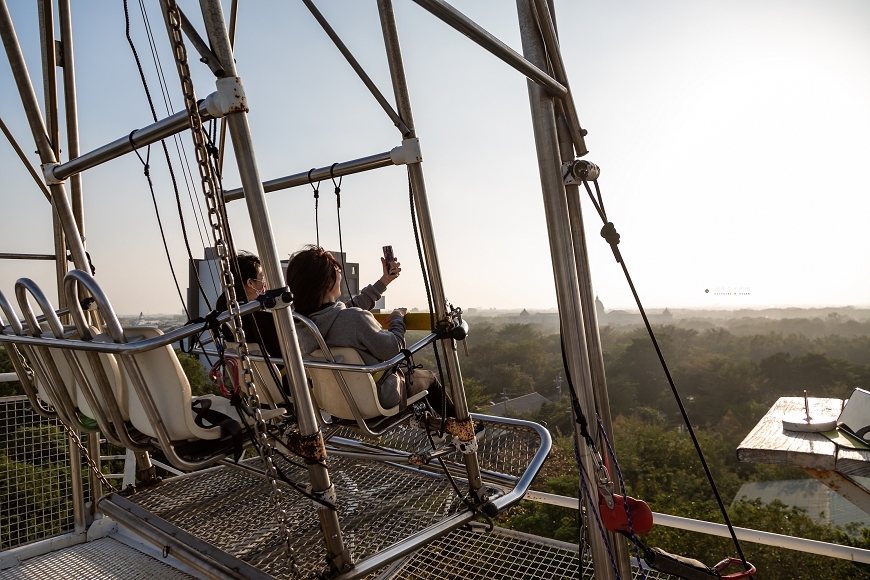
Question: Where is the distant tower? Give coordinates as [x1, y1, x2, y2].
[595, 295, 605, 320]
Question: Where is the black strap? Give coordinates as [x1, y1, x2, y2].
[559, 328, 595, 448]
[191, 399, 243, 462]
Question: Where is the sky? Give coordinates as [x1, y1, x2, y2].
[1, 0, 869, 315]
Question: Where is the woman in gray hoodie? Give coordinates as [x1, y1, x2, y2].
[286, 246, 453, 416]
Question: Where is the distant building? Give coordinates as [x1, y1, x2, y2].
[488, 392, 552, 417]
[595, 297, 673, 326]
[190, 248, 383, 316]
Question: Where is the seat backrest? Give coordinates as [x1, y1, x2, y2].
[225, 342, 289, 407]
[121, 326, 220, 441]
[308, 347, 385, 420]
[71, 331, 128, 422]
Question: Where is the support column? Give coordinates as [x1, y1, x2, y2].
[516, 1, 617, 578]
[0, 0, 89, 276]
[195, 0, 351, 572]
[38, 0, 69, 311]
[58, 0, 84, 235]
[376, 0, 487, 503]
[557, 112, 633, 578]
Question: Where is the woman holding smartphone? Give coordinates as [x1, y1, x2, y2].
[286, 245, 455, 416]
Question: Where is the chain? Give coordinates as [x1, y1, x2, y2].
[14, 346, 116, 492]
[160, 3, 299, 575]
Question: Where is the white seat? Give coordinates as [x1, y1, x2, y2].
[225, 342, 290, 407]
[307, 347, 427, 421]
[122, 327, 284, 442]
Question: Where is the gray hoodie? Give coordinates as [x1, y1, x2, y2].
[295, 281, 407, 407]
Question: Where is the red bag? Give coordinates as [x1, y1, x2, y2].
[209, 356, 240, 398]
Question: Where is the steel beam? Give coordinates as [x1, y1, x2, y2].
[49, 100, 217, 182]
[222, 150, 399, 201]
[410, 0, 567, 98]
[377, 0, 487, 504]
[301, 0, 409, 135]
[58, 0, 84, 232]
[516, 1, 617, 578]
[196, 0, 351, 572]
[0, 0, 89, 274]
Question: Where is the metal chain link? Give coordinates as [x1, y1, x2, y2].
[160, 3, 300, 575]
[14, 346, 116, 492]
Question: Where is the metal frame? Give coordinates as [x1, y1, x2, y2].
[0, 0, 628, 576]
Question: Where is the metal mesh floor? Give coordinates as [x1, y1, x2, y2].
[128, 454, 497, 578]
[330, 417, 541, 480]
[381, 526, 676, 580]
[0, 537, 195, 580]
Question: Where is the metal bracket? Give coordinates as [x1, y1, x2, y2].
[445, 417, 478, 455]
[562, 159, 600, 185]
[204, 76, 249, 118]
[390, 137, 423, 165]
[305, 483, 337, 510]
[41, 162, 63, 185]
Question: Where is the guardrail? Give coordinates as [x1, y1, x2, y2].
[0, 395, 89, 550]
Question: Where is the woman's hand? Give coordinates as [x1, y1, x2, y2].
[380, 255, 402, 286]
[391, 307, 408, 319]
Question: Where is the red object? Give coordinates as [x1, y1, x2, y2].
[599, 492, 654, 536]
[714, 557, 756, 579]
[209, 356, 240, 398]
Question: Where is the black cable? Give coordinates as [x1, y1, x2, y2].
[308, 168, 320, 247]
[135, 0, 217, 305]
[407, 171, 447, 428]
[127, 132, 189, 319]
[330, 163, 355, 307]
[581, 177, 750, 570]
[124, 0, 213, 312]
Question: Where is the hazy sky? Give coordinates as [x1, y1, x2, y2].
[2, 0, 869, 315]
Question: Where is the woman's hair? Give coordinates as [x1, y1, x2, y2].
[232, 250, 261, 297]
[286, 245, 342, 316]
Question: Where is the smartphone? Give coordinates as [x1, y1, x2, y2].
[382, 245, 395, 274]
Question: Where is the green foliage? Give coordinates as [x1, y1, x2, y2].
[0, 345, 23, 397]
[175, 349, 218, 396]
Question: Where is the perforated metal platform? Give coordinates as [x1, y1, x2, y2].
[0, 537, 196, 580]
[379, 526, 675, 580]
[121, 417, 544, 579]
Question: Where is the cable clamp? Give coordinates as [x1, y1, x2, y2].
[204, 77, 249, 118]
[41, 163, 63, 185]
[390, 138, 423, 165]
[562, 159, 600, 185]
[304, 483, 337, 510]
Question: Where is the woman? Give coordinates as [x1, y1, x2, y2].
[286, 245, 454, 416]
[214, 251, 280, 357]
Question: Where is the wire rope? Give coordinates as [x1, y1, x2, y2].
[330, 164, 355, 307]
[129, 0, 219, 307]
[579, 175, 750, 570]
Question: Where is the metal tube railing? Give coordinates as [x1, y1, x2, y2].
[222, 149, 400, 202]
[48, 99, 218, 182]
[524, 490, 870, 565]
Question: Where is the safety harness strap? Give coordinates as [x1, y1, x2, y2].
[191, 398, 243, 462]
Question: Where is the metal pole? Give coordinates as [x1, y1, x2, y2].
[222, 149, 400, 202]
[0, 0, 88, 274]
[50, 101, 217, 182]
[58, 0, 84, 235]
[515, 1, 617, 578]
[300, 0, 409, 135]
[557, 108, 633, 579]
[409, 0, 567, 98]
[0, 115, 51, 201]
[87, 431, 102, 509]
[196, 0, 351, 571]
[68, 433, 86, 532]
[216, 0, 237, 176]
[531, 0, 588, 157]
[37, 0, 69, 311]
[376, 0, 486, 503]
